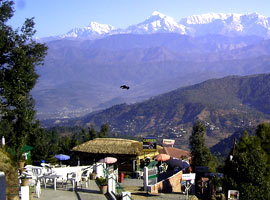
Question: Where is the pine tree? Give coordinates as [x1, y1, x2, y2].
[79, 128, 88, 142]
[255, 123, 270, 161]
[189, 121, 216, 172]
[88, 124, 97, 140]
[99, 123, 108, 138]
[223, 130, 270, 199]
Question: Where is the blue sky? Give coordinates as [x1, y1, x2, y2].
[8, 0, 270, 38]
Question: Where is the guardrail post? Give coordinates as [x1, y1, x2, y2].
[108, 174, 116, 194]
[0, 172, 6, 200]
[96, 162, 106, 177]
[143, 167, 148, 191]
[21, 186, 29, 200]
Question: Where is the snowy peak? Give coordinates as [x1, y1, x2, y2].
[125, 11, 187, 34]
[87, 22, 115, 34]
[146, 11, 176, 23]
[61, 22, 115, 39]
[151, 11, 166, 18]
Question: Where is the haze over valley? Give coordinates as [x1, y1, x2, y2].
[33, 12, 270, 121]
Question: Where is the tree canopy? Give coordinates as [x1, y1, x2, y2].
[0, 0, 47, 160]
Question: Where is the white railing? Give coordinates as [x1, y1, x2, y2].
[122, 191, 132, 200]
[107, 172, 133, 200]
[108, 174, 117, 200]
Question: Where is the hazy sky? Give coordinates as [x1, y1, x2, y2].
[8, 0, 270, 38]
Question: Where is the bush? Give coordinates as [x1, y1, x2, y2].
[96, 176, 107, 186]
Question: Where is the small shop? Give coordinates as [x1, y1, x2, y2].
[72, 138, 161, 175]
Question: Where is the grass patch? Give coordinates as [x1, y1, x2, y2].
[0, 148, 19, 200]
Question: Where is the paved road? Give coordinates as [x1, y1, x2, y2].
[34, 178, 197, 200]
[120, 179, 198, 200]
[34, 179, 108, 200]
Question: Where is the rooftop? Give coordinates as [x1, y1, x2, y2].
[159, 147, 191, 160]
[72, 138, 145, 155]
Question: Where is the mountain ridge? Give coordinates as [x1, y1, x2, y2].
[40, 12, 270, 41]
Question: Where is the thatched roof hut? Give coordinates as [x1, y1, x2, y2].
[72, 138, 144, 155]
[72, 138, 161, 173]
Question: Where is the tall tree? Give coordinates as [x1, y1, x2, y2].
[59, 136, 71, 155]
[88, 124, 97, 140]
[79, 128, 88, 142]
[189, 121, 216, 172]
[0, 0, 47, 159]
[255, 122, 270, 161]
[99, 123, 108, 138]
[223, 131, 270, 199]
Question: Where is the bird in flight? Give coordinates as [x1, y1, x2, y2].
[120, 85, 130, 90]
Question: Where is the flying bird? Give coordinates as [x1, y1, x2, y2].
[120, 85, 130, 90]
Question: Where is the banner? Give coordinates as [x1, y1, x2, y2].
[143, 137, 157, 152]
[162, 139, 175, 146]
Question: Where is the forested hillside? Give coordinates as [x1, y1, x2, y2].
[45, 74, 270, 148]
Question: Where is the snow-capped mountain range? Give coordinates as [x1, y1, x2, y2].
[45, 11, 270, 41]
[180, 12, 270, 37]
[62, 22, 115, 39]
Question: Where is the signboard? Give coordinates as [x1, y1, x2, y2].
[182, 173, 196, 181]
[143, 137, 157, 152]
[182, 173, 196, 198]
[147, 167, 158, 185]
[228, 190, 239, 200]
[144, 166, 158, 191]
[162, 139, 175, 146]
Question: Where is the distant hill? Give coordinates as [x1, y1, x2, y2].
[210, 127, 255, 157]
[33, 33, 270, 119]
[44, 74, 270, 148]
